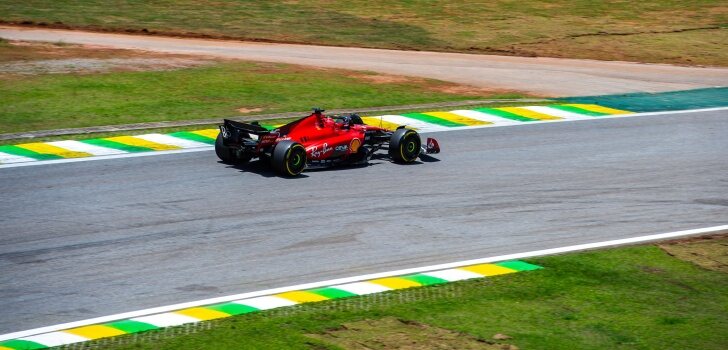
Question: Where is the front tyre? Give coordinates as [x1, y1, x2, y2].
[389, 128, 421, 163]
[272, 140, 307, 176]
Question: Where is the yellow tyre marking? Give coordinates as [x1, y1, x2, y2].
[16, 143, 93, 159]
[285, 144, 305, 176]
[285, 147, 294, 176]
[424, 112, 492, 126]
[369, 277, 421, 289]
[104, 136, 181, 151]
[65, 325, 126, 339]
[461, 264, 517, 276]
[189, 129, 220, 139]
[276, 290, 328, 303]
[564, 104, 632, 115]
[495, 107, 562, 120]
[399, 130, 419, 162]
[175, 307, 230, 321]
[361, 116, 410, 131]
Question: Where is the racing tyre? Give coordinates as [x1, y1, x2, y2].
[216, 132, 252, 165]
[215, 132, 236, 164]
[389, 128, 421, 163]
[272, 140, 307, 176]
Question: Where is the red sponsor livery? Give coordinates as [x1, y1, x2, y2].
[216, 108, 440, 176]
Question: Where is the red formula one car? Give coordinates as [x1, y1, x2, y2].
[215, 108, 440, 176]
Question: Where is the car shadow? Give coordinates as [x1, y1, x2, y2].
[303, 160, 376, 173]
[418, 154, 441, 162]
[219, 153, 440, 177]
[222, 160, 310, 178]
[369, 153, 440, 165]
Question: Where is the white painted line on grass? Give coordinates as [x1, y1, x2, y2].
[1, 224, 725, 342]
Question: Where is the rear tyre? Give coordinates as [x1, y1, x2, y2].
[272, 140, 307, 176]
[216, 132, 252, 165]
[389, 128, 421, 163]
[215, 132, 236, 164]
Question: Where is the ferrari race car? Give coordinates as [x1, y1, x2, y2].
[215, 108, 440, 176]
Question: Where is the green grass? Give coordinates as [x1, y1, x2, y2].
[0, 60, 524, 134]
[1, 1, 726, 65]
[84, 243, 728, 350]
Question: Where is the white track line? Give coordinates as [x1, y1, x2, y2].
[449, 110, 521, 125]
[1, 224, 725, 342]
[134, 133, 211, 149]
[333, 282, 392, 295]
[0, 151, 37, 164]
[46, 140, 127, 156]
[131, 314, 199, 328]
[414, 106, 728, 134]
[0, 147, 214, 169]
[1, 107, 726, 169]
[522, 106, 593, 120]
[378, 114, 448, 132]
[423, 269, 483, 281]
[18, 333, 87, 347]
[232, 296, 296, 310]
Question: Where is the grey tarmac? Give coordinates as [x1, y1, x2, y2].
[0, 110, 726, 334]
[1, 26, 727, 96]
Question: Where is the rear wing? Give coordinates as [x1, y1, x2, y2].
[222, 119, 270, 135]
[219, 119, 272, 147]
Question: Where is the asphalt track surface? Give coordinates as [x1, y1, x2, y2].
[2, 26, 728, 96]
[1, 110, 727, 334]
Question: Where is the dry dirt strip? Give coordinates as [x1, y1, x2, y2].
[0, 225, 725, 349]
[2, 26, 727, 96]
